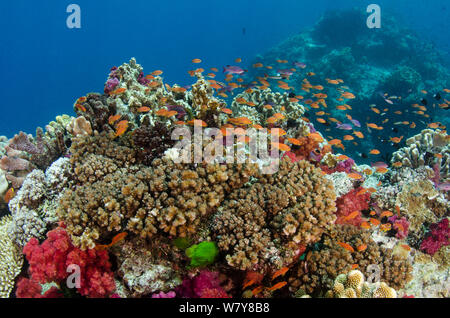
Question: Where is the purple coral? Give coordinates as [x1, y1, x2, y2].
[137, 71, 150, 86]
[420, 218, 450, 255]
[104, 67, 120, 94]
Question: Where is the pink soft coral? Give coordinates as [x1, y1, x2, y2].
[389, 215, 410, 239]
[420, 218, 450, 255]
[19, 227, 116, 298]
[15, 278, 63, 298]
[176, 271, 230, 298]
[335, 188, 370, 226]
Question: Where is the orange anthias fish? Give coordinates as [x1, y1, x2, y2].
[361, 221, 371, 229]
[347, 173, 362, 180]
[4, 188, 15, 204]
[115, 120, 129, 137]
[380, 211, 393, 218]
[271, 142, 291, 152]
[252, 286, 264, 296]
[337, 242, 354, 253]
[137, 106, 151, 113]
[95, 232, 128, 251]
[369, 149, 380, 155]
[357, 244, 367, 252]
[345, 211, 360, 221]
[268, 281, 287, 292]
[110, 87, 127, 95]
[271, 267, 289, 280]
[108, 114, 121, 125]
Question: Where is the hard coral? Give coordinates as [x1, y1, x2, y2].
[326, 270, 397, 298]
[58, 132, 259, 249]
[0, 215, 23, 298]
[212, 157, 337, 272]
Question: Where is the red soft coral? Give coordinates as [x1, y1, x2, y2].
[19, 227, 116, 298]
[335, 188, 370, 226]
[420, 218, 450, 255]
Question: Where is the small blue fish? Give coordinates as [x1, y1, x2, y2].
[350, 119, 361, 127]
[336, 123, 353, 130]
[223, 65, 247, 75]
[293, 61, 306, 69]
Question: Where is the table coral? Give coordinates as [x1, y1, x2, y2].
[212, 157, 337, 272]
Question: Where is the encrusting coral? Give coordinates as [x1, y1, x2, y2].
[212, 157, 337, 272]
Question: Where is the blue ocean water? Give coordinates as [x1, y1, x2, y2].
[0, 0, 449, 137]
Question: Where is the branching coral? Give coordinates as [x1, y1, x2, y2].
[0, 215, 24, 298]
[57, 132, 259, 249]
[212, 157, 337, 272]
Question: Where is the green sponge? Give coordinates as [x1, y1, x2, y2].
[186, 241, 219, 268]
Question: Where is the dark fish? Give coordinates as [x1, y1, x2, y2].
[392, 127, 399, 133]
[288, 92, 296, 98]
[433, 92, 441, 100]
[421, 98, 428, 106]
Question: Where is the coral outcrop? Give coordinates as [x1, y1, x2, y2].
[212, 157, 337, 271]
